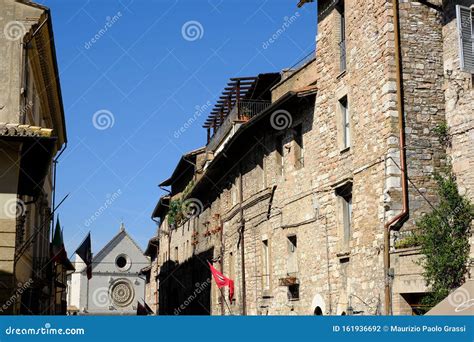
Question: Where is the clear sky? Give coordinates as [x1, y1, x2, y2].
[40, 0, 317, 254]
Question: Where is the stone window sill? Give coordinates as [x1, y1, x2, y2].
[337, 70, 347, 80]
[340, 146, 350, 154]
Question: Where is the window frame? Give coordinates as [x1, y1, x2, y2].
[456, 5, 474, 73]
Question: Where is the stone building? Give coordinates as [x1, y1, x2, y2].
[0, 0, 70, 314]
[67, 225, 149, 315]
[147, 0, 473, 315]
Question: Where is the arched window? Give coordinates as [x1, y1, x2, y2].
[314, 306, 323, 315]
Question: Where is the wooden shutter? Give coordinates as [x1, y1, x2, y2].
[456, 5, 474, 73]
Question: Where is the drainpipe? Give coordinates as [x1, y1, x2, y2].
[384, 0, 409, 316]
[239, 169, 247, 315]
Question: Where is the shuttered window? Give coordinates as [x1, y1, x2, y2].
[456, 5, 474, 73]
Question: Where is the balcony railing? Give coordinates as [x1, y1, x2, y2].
[206, 100, 270, 152]
[237, 100, 271, 121]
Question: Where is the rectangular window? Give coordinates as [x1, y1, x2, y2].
[288, 284, 300, 301]
[456, 5, 474, 73]
[262, 240, 270, 290]
[337, 0, 346, 72]
[336, 183, 353, 244]
[287, 235, 298, 273]
[174, 246, 179, 262]
[340, 96, 350, 149]
[276, 135, 284, 176]
[294, 124, 304, 169]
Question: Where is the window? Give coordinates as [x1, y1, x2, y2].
[287, 235, 298, 273]
[116, 255, 127, 268]
[294, 124, 304, 169]
[288, 284, 300, 301]
[262, 239, 270, 290]
[115, 254, 131, 271]
[174, 246, 179, 262]
[337, 0, 346, 72]
[456, 5, 474, 73]
[275, 135, 284, 176]
[340, 96, 350, 149]
[336, 183, 352, 244]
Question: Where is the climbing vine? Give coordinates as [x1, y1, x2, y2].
[416, 166, 473, 307]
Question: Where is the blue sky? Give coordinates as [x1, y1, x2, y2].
[41, 0, 317, 254]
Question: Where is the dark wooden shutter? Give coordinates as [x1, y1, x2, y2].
[456, 5, 474, 73]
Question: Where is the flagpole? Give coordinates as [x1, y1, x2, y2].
[218, 287, 233, 315]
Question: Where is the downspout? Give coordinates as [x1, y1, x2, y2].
[384, 0, 409, 316]
[219, 216, 225, 315]
[239, 168, 247, 315]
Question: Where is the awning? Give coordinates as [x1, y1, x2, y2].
[426, 280, 474, 315]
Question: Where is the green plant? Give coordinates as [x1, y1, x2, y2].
[167, 199, 183, 226]
[394, 234, 421, 249]
[433, 122, 451, 147]
[416, 167, 473, 307]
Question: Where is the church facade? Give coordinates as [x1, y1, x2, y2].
[67, 225, 149, 315]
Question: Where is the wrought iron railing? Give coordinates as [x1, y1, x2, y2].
[237, 100, 271, 120]
[206, 100, 271, 152]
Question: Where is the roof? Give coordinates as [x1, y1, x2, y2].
[151, 195, 170, 220]
[159, 147, 205, 187]
[144, 236, 159, 257]
[139, 265, 152, 275]
[0, 123, 57, 197]
[297, 0, 314, 7]
[426, 280, 474, 315]
[91, 224, 144, 263]
[0, 123, 53, 137]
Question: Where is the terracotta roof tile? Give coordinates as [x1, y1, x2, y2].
[0, 123, 53, 138]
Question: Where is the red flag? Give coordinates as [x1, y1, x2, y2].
[208, 261, 234, 301]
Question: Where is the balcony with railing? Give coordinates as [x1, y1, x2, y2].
[203, 74, 280, 154]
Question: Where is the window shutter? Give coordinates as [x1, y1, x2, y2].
[456, 5, 474, 73]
